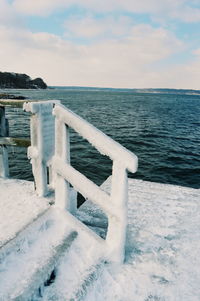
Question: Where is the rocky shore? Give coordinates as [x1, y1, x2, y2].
[0, 93, 26, 100]
[0, 72, 47, 89]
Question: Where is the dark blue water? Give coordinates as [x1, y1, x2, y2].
[3, 88, 200, 189]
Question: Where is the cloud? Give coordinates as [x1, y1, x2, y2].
[12, 0, 176, 15]
[0, 0, 22, 26]
[171, 6, 200, 22]
[157, 53, 200, 89]
[64, 15, 134, 39]
[0, 23, 187, 88]
[12, 0, 200, 23]
[0, 0, 199, 89]
[193, 48, 200, 56]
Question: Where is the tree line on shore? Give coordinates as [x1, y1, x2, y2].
[0, 72, 47, 89]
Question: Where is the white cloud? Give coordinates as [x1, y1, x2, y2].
[156, 55, 200, 89]
[12, 0, 200, 23]
[171, 6, 200, 22]
[0, 0, 198, 89]
[64, 15, 133, 39]
[0, 0, 22, 26]
[12, 0, 66, 16]
[12, 0, 177, 15]
[0, 23, 188, 88]
[193, 48, 200, 56]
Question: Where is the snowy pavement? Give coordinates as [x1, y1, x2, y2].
[0, 177, 199, 300]
[77, 178, 200, 301]
[0, 178, 51, 248]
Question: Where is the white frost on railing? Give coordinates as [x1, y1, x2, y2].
[24, 101, 138, 264]
[52, 103, 138, 263]
[23, 100, 60, 196]
[53, 104, 137, 173]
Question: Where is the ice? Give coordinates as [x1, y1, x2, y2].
[0, 178, 50, 247]
[1, 101, 198, 300]
[78, 178, 200, 301]
[0, 208, 78, 301]
[0, 177, 199, 300]
[23, 100, 60, 196]
[16, 177, 199, 301]
[52, 102, 138, 263]
[53, 104, 138, 173]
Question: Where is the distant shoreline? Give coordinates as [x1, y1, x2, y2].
[50, 86, 200, 95]
[1, 86, 200, 97]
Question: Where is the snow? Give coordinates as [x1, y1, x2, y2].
[0, 146, 9, 177]
[37, 215, 105, 301]
[52, 103, 138, 263]
[0, 208, 77, 300]
[0, 177, 199, 300]
[78, 178, 200, 301]
[1, 101, 199, 300]
[24, 101, 60, 196]
[0, 178, 50, 248]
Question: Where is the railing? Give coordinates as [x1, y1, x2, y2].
[24, 100, 60, 196]
[0, 106, 9, 177]
[0, 99, 39, 178]
[0, 104, 30, 178]
[22, 101, 138, 263]
[52, 103, 138, 263]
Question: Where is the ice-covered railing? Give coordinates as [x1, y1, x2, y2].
[52, 103, 138, 263]
[0, 104, 29, 177]
[24, 101, 60, 196]
[24, 101, 138, 263]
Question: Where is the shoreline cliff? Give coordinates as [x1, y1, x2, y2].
[0, 72, 47, 89]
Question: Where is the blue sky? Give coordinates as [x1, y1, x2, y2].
[0, 0, 200, 89]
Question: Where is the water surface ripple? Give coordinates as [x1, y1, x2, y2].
[3, 88, 200, 189]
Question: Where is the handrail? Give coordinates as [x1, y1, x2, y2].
[52, 157, 113, 216]
[0, 137, 30, 147]
[0, 106, 9, 177]
[23, 101, 138, 263]
[52, 103, 138, 263]
[1, 99, 139, 264]
[0, 105, 31, 178]
[53, 104, 138, 173]
[24, 100, 60, 196]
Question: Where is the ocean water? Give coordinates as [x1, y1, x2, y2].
[2, 88, 200, 189]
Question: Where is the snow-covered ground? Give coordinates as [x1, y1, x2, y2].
[0, 177, 199, 300]
[0, 178, 51, 248]
[77, 178, 200, 301]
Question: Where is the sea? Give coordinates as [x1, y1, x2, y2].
[2, 87, 200, 189]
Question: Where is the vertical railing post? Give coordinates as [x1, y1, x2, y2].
[106, 160, 128, 263]
[24, 101, 58, 197]
[0, 106, 9, 178]
[28, 111, 48, 196]
[54, 115, 75, 212]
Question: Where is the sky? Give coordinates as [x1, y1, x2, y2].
[0, 0, 200, 89]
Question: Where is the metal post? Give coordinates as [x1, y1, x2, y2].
[0, 106, 9, 177]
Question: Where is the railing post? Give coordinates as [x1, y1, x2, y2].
[0, 106, 9, 178]
[106, 160, 128, 263]
[28, 111, 48, 196]
[24, 101, 58, 196]
[54, 116, 76, 212]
